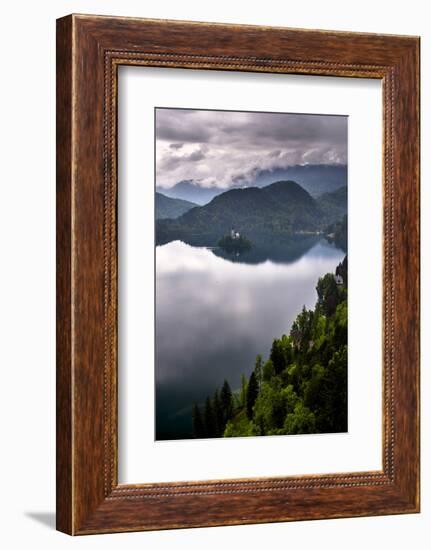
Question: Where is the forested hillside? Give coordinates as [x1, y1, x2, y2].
[317, 186, 347, 222]
[192, 257, 348, 438]
[155, 192, 197, 219]
[156, 181, 346, 246]
[157, 164, 347, 203]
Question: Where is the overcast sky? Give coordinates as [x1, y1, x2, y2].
[156, 108, 347, 189]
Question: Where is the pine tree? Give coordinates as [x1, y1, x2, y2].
[254, 354, 263, 390]
[246, 371, 258, 420]
[213, 389, 224, 436]
[270, 339, 285, 374]
[220, 379, 233, 422]
[239, 374, 248, 408]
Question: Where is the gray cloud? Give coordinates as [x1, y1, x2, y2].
[187, 148, 206, 162]
[156, 108, 347, 189]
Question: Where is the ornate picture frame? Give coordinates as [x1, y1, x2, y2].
[56, 14, 420, 534]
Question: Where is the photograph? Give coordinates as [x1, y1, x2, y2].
[155, 107, 348, 440]
[0, 0, 424, 544]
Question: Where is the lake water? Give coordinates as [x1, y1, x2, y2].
[155, 237, 345, 440]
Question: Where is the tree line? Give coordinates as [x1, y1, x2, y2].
[156, 181, 346, 247]
[192, 256, 348, 438]
[326, 214, 347, 252]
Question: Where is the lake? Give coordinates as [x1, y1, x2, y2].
[155, 237, 345, 440]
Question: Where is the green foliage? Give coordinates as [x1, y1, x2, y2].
[316, 273, 345, 317]
[253, 379, 286, 434]
[269, 339, 285, 375]
[314, 344, 348, 433]
[317, 186, 348, 225]
[239, 374, 248, 408]
[218, 234, 252, 251]
[262, 359, 275, 382]
[224, 410, 256, 437]
[290, 306, 314, 352]
[155, 192, 197, 220]
[336, 255, 348, 287]
[156, 180, 346, 246]
[303, 364, 325, 410]
[246, 372, 258, 419]
[220, 380, 233, 422]
[194, 257, 348, 438]
[283, 402, 316, 434]
[213, 389, 224, 437]
[254, 355, 263, 389]
[326, 214, 347, 251]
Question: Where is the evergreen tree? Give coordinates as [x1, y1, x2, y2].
[270, 339, 285, 374]
[196, 260, 348, 439]
[336, 256, 348, 287]
[239, 374, 248, 408]
[289, 307, 314, 352]
[246, 371, 258, 420]
[316, 273, 340, 317]
[213, 389, 224, 437]
[284, 402, 316, 434]
[262, 359, 275, 382]
[254, 354, 263, 390]
[220, 380, 233, 422]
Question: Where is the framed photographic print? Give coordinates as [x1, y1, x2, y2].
[56, 14, 420, 535]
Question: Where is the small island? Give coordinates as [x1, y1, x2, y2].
[218, 229, 252, 252]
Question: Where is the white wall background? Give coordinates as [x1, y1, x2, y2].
[0, 0, 427, 548]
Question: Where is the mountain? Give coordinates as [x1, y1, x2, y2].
[249, 164, 347, 198]
[156, 181, 222, 205]
[317, 186, 347, 222]
[326, 214, 347, 252]
[157, 164, 347, 205]
[155, 192, 197, 219]
[156, 180, 345, 246]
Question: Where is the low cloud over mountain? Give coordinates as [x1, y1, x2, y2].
[156, 108, 347, 190]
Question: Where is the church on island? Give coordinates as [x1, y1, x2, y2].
[230, 228, 241, 240]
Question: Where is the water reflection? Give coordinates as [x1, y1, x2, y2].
[155, 238, 344, 440]
[212, 234, 321, 265]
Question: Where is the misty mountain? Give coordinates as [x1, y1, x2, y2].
[248, 164, 347, 198]
[156, 164, 347, 205]
[156, 180, 346, 246]
[155, 192, 197, 219]
[156, 181, 221, 205]
[317, 185, 347, 221]
[326, 214, 347, 252]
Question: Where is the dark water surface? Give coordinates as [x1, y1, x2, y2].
[155, 237, 344, 440]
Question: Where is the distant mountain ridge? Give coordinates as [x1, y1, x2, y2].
[156, 164, 347, 205]
[318, 185, 347, 222]
[155, 192, 197, 219]
[249, 164, 347, 198]
[156, 181, 219, 205]
[156, 180, 347, 246]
